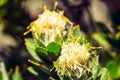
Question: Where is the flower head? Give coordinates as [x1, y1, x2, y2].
[54, 42, 89, 79]
[24, 8, 72, 45]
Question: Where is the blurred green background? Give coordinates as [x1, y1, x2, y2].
[0, 0, 120, 80]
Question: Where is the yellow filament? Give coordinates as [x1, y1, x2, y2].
[28, 59, 40, 66]
[54, 1, 58, 11]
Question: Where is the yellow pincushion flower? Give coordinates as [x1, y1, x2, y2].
[54, 42, 89, 79]
[24, 8, 73, 45]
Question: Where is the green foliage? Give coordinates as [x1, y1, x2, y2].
[35, 47, 48, 57]
[0, 62, 23, 80]
[47, 42, 61, 58]
[25, 38, 44, 61]
[107, 60, 120, 79]
[82, 54, 108, 80]
[27, 66, 50, 80]
[25, 38, 61, 62]
[98, 68, 108, 80]
[0, 0, 7, 6]
[71, 26, 90, 45]
[72, 25, 81, 38]
[0, 0, 8, 21]
[0, 62, 8, 80]
[91, 55, 99, 80]
[9, 68, 23, 80]
[92, 33, 111, 50]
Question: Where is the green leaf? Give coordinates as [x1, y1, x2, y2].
[35, 47, 48, 57]
[92, 33, 111, 50]
[91, 56, 99, 80]
[27, 66, 38, 76]
[38, 41, 46, 48]
[72, 26, 90, 44]
[107, 61, 120, 79]
[72, 25, 80, 38]
[9, 67, 23, 80]
[25, 38, 45, 61]
[0, 0, 7, 7]
[0, 71, 3, 80]
[55, 35, 61, 43]
[47, 42, 61, 58]
[98, 68, 108, 80]
[115, 32, 120, 40]
[27, 66, 50, 80]
[0, 62, 8, 80]
[119, 62, 120, 76]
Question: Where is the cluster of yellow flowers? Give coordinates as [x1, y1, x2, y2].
[24, 8, 72, 45]
[60, 42, 89, 65]
[55, 42, 89, 79]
